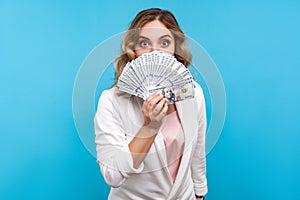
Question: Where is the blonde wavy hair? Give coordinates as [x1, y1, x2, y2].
[113, 8, 192, 86]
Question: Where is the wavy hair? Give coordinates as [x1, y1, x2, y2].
[113, 8, 192, 86]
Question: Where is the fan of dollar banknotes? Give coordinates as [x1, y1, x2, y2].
[117, 51, 195, 104]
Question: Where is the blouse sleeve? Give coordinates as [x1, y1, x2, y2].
[191, 83, 208, 196]
[94, 89, 144, 188]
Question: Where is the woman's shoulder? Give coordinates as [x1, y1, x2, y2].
[97, 87, 115, 104]
[193, 81, 204, 98]
[98, 86, 132, 104]
[100, 86, 117, 98]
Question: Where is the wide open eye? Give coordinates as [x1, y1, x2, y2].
[139, 40, 150, 48]
[160, 39, 170, 47]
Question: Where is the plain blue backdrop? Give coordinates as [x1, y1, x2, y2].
[1, 0, 300, 199]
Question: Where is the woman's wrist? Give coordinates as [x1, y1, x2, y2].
[143, 121, 161, 133]
[135, 124, 159, 139]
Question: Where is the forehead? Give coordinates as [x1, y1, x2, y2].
[139, 20, 173, 38]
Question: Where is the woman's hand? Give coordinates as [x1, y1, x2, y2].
[142, 93, 168, 131]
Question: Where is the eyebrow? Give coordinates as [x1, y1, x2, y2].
[139, 34, 173, 40]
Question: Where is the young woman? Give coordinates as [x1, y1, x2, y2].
[94, 8, 207, 199]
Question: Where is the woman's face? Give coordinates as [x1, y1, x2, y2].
[134, 20, 175, 57]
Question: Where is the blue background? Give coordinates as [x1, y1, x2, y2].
[1, 0, 300, 199]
